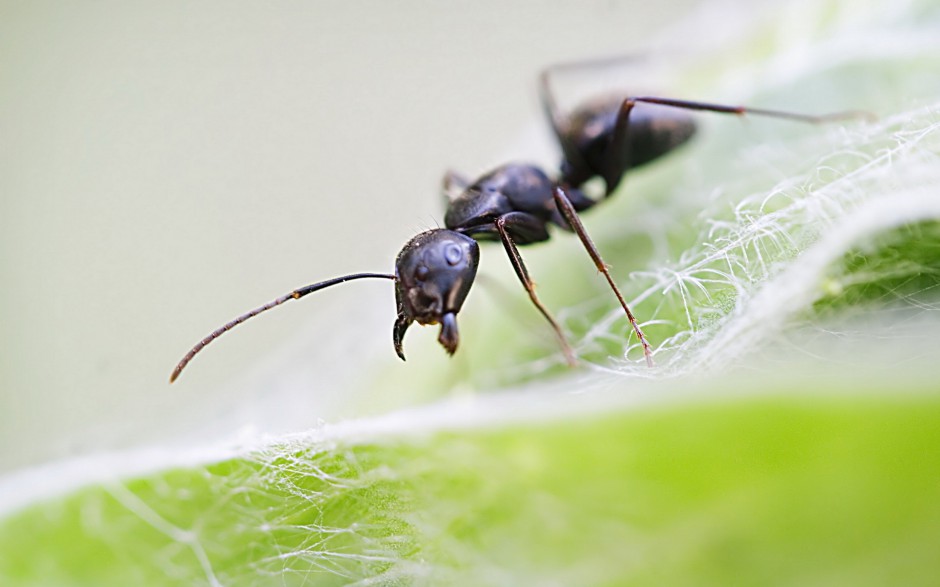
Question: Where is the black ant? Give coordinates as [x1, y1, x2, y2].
[170, 59, 866, 383]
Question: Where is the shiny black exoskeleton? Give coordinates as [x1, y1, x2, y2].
[170, 57, 867, 382]
[538, 61, 865, 197]
[425, 64, 866, 369]
[553, 94, 696, 194]
[445, 164, 596, 241]
[440, 162, 652, 367]
[393, 229, 479, 359]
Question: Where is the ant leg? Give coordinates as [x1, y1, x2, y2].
[628, 96, 873, 124]
[442, 169, 471, 203]
[541, 54, 655, 186]
[538, 68, 591, 178]
[604, 97, 638, 196]
[553, 186, 654, 367]
[494, 213, 578, 367]
[539, 52, 647, 139]
[603, 96, 870, 197]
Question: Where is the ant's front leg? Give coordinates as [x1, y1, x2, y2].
[491, 212, 578, 367]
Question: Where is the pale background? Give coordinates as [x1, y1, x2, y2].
[1, 0, 773, 472]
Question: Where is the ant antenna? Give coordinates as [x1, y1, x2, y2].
[169, 272, 396, 383]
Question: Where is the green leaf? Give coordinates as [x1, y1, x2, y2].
[2, 391, 940, 586]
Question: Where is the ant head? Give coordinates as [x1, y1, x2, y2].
[393, 229, 480, 359]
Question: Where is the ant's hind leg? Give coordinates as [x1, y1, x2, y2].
[602, 95, 871, 198]
[627, 96, 873, 125]
[493, 213, 578, 367]
[553, 186, 654, 367]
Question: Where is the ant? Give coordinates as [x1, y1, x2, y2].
[170, 58, 867, 383]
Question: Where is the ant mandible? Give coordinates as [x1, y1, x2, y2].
[170, 58, 866, 383]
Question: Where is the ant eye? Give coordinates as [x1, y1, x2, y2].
[415, 265, 430, 281]
[444, 244, 463, 266]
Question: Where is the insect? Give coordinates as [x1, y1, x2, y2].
[170, 58, 867, 383]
